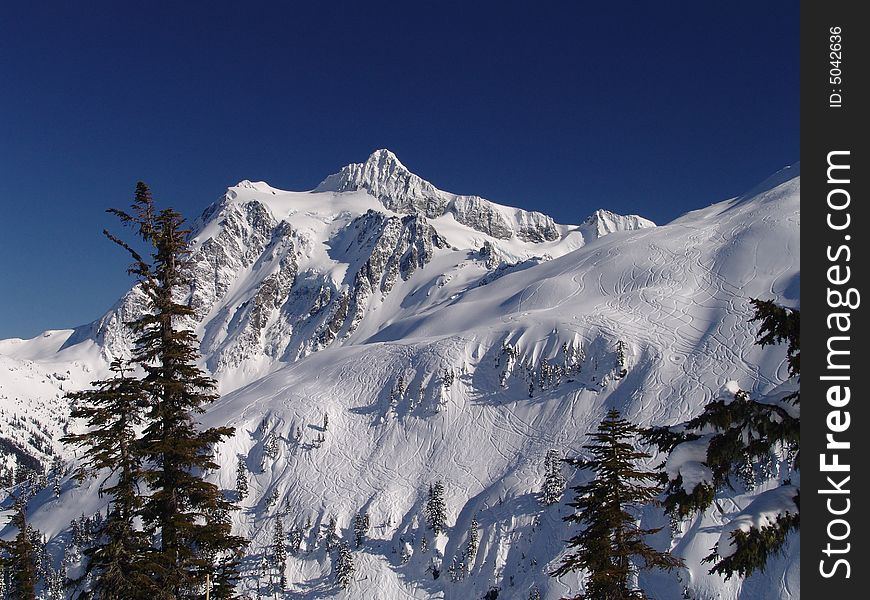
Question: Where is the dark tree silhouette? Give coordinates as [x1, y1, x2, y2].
[0, 496, 37, 600]
[106, 182, 246, 596]
[553, 410, 682, 599]
[62, 359, 152, 598]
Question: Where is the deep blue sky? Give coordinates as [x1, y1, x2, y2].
[0, 1, 798, 339]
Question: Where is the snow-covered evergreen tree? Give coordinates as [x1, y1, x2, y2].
[235, 456, 248, 502]
[334, 542, 355, 590]
[323, 516, 338, 552]
[616, 340, 627, 378]
[448, 556, 464, 582]
[643, 299, 800, 579]
[441, 368, 454, 390]
[288, 525, 304, 555]
[46, 564, 66, 600]
[272, 518, 287, 591]
[399, 543, 411, 564]
[425, 481, 447, 535]
[394, 375, 406, 401]
[540, 449, 566, 506]
[463, 517, 479, 572]
[353, 511, 370, 548]
[263, 432, 279, 461]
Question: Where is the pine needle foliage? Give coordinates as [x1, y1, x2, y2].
[540, 449, 566, 506]
[0, 497, 37, 600]
[552, 410, 682, 600]
[642, 299, 800, 578]
[425, 481, 447, 535]
[62, 359, 153, 598]
[104, 182, 247, 597]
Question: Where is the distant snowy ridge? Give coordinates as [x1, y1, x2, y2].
[317, 149, 617, 243]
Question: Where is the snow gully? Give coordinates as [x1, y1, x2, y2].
[818, 150, 857, 579]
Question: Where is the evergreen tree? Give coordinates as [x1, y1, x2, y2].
[46, 564, 66, 600]
[272, 518, 287, 591]
[200, 503, 245, 599]
[61, 359, 153, 598]
[334, 542, 355, 590]
[0, 497, 37, 600]
[643, 300, 799, 579]
[263, 433, 279, 461]
[235, 456, 248, 502]
[540, 449, 566, 506]
[463, 517, 479, 572]
[30, 531, 47, 591]
[447, 556, 464, 582]
[322, 516, 338, 552]
[552, 410, 682, 599]
[353, 511, 369, 548]
[105, 182, 246, 596]
[425, 481, 447, 535]
[293, 525, 307, 554]
[616, 340, 627, 378]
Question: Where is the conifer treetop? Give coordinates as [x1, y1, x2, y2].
[553, 409, 682, 600]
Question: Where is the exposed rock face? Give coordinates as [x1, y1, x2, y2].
[317, 149, 560, 242]
[92, 197, 282, 363]
[209, 220, 299, 372]
[577, 208, 655, 242]
[450, 196, 514, 240]
[315, 211, 447, 349]
[189, 198, 278, 322]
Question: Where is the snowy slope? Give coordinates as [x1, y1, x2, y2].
[0, 155, 798, 600]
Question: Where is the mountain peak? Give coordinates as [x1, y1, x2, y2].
[231, 179, 276, 192]
[316, 148, 416, 194]
[364, 148, 406, 170]
[314, 148, 443, 215]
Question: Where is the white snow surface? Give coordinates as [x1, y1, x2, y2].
[0, 154, 800, 599]
[665, 438, 714, 494]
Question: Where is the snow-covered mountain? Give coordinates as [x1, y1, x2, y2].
[0, 152, 799, 600]
[315, 149, 564, 242]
